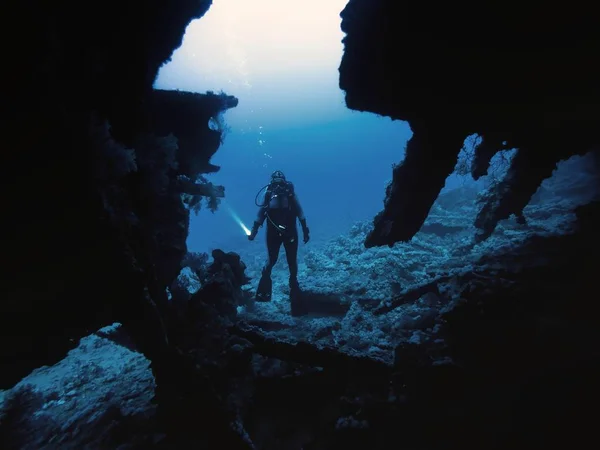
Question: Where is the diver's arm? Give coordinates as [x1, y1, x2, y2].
[255, 206, 268, 226]
[292, 193, 306, 222]
[292, 193, 310, 243]
[249, 206, 267, 240]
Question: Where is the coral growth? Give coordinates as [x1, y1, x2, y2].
[238, 152, 600, 360]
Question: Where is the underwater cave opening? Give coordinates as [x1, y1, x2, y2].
[4, 0, 600, 448]
[154, 0, 412, 256]
[153, 0, 600, 345]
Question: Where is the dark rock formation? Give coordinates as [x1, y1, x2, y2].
[2, 0, 245, 445]
[151, 250, 257, 449]
[2, 0, 230, 387]
[339, 0, 600, 246]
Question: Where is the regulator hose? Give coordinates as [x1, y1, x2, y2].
[254, 184, 270, 207]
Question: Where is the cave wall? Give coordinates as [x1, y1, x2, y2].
[339, 0, 600, 246]
[1, 0, 232, 388]
[2, 0, 600, 447]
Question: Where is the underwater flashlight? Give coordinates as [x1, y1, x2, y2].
[224, 203, 251, 236]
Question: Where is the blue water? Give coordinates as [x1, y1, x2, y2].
[187, 110, 412, 252]
[151, 0, 499, 259]
[152, 0, 421, 255]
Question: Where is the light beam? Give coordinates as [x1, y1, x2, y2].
[225, 204, 251, 236]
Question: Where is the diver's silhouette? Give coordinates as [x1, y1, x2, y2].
[248, 170, 310, 315]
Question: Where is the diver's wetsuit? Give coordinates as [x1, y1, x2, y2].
[252, 181, 308, 300]
[264, 210, 299, 281]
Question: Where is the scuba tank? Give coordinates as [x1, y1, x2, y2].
[267, 182, 292, 209]
[255, 181, 295, 238]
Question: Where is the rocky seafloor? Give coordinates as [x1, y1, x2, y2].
[237, 153, 598, 361]
[1, 152, 598, 449]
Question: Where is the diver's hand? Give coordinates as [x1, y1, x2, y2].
[303, 228, 310, 244]
[248, 222, 260, 241]
[300, 219, 310, 244]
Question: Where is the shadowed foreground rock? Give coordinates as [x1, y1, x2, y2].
[2, 0, 246, 447]
[4, 200, 600, 448]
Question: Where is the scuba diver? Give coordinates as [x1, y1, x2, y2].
[248, 170, 310, 314]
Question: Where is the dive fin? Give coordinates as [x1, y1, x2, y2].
[255, 273, 272, 302]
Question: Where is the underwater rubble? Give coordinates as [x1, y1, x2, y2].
[0, 326, 157, 449]
[3, 152, 599, 449]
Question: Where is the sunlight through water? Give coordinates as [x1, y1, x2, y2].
[153, 0, 412, 252]
[155, 0, 351, 130]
